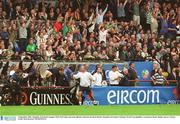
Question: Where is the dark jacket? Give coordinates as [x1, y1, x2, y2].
[48, 68, 68, 86]
[128, 67, 138, 80]
[128, 67, 138, 86]
[151, 69, 158, 77]
[57, 73, 68, 86]
[168, 72, 178, 81]
[119, 72, 130, 86]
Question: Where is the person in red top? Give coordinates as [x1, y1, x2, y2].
[53, 17, 62, 32]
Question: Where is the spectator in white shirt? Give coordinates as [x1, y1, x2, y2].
[36, 30, 48, 49]
[88, 13, 96, 33]
[99, 26, 109, 44]
[45, 45, 54, 60]
[109, 65, 124, 86]
[73, 65, 96, 105]
[96, 3, 108, 24]
[93, 67, 103, 86]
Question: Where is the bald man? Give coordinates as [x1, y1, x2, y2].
[73, 66, 96, 105]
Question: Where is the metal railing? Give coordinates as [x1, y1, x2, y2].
[20, 80, 178, 89]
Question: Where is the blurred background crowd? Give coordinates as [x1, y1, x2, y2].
[0, 0, 179, 79]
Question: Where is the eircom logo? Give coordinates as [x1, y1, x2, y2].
[107, 89, 160, 104]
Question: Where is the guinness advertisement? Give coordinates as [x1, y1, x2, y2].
[21, 87, 78, 105]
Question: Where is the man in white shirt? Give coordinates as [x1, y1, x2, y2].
[73, 65, 96, 105]
[88, 13, 96, 33]
[109, 65, 124, 86]
[96, 3, 108, 25]
[93, 67, 103, 86]
[99, 26, 108, 44]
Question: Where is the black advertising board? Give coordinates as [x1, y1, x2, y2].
[21, 87, 78, 105]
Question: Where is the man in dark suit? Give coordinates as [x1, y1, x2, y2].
[167, 66, 179, 86]
[58, 67, 69, 86]
[48, 66, 68, 86]
[177, 64, 180, 100]
[178, 73, 180, 100]
[168, 67, 178, 80]
[150, 61, 160, 77]
[119, 68, 130, 86]
[128, 62, 138, 86]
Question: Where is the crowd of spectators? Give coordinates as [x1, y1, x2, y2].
[0, 0, 179, 74]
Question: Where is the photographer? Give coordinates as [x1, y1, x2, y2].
[0, 63, 22, 105]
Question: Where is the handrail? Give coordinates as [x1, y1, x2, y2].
[1, 85, 72, 89]
[19, 80, 178, 89]
[128, 80, 178, 83]
[0, 60, 149, 64]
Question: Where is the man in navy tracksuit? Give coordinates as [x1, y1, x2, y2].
[48, 67, 69, 86]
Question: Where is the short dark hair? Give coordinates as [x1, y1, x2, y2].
[129, 62, 134, 67]
[112, 65, 117, 69]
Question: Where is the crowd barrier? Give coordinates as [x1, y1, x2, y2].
[4, 61, 153, 80]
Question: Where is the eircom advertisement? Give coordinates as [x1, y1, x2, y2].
[17, 86, 179, 106]
[84, 86, 179, 105]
